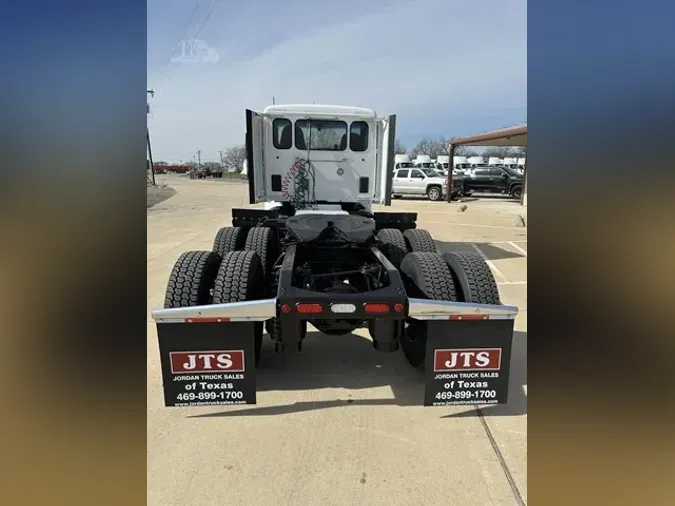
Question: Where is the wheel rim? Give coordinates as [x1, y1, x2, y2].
[429, 188, 440, 200]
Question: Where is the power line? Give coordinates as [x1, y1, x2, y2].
[193, 0, 218, 41]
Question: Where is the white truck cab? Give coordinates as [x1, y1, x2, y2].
[394, 153, 414, 171]
[413, 154, 436, 169]
[436, 155, 450, 173]
[246, 104, 396, 213]
[452, 156, 469, 174]
[468, 156, 487, 167]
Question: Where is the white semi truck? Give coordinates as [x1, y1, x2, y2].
[436, 155, 450, 172]
[150, 103, 518, 410]
[394, 153, 413, 171]
[413, 154, 436, 169]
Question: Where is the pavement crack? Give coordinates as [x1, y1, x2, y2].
[476, 407, 526, 506]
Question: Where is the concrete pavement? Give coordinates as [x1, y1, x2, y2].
[147, 175, 527, 506]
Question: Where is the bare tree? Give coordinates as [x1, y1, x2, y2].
[394, 139, 407, 154]
[513, 146, 527, 158]
[454, 145, 478, 157]
[223, 145, 247, 172]
[484, 146, 516, 158]
[409, 137, 448, 158]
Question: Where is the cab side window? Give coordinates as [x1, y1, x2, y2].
[273, 118, 292, 149]
[349, 121, 369, 152]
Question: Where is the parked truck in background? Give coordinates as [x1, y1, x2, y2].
[413, 154, 436, 169]
[468, 156, 486, 167]
[436, 155, 450, 173]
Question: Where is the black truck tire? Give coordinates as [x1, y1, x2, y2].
[377, 228, 409, 268]
[213, 226, 248, 257]
[442, 251, 501, 304]
[510, 185, 523, 199]
[244, 226, 277, 282]
[164, 250, 221, 308]
[212, 250, 266, 365]
[399, 252, 458, 368]
[403, 228, 437, 253]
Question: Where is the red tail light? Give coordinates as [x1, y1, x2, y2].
[364, 303, 390, 313]
[296, 303, 323, 314]
[394, 303, 405, 313]
[449, 314, 489, 320]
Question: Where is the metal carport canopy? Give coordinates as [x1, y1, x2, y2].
[446, 122, 527, 204]
[448, 122, 527, 147]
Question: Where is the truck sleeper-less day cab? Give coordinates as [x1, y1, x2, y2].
[151, 104, 518, 408]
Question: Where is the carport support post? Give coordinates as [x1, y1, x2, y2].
[446, 143, 456, 202]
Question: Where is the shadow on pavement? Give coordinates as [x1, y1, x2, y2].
[461, 193, 521, 201]
[191, 330, 527, 419]
[442, 331, 527, 418]
[147, 186, 176, 209]
[435, 241, 524, 260]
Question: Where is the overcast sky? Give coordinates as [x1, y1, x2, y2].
[147, 0, 526, 163]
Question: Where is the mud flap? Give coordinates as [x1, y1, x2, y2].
[423, 319, 514, 406]
[157, 322, 258, 407]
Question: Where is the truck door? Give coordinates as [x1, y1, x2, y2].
[491, 167, 509, 193]
[471, 167, 491, 192]
[409, 168, 426, 194]
[374, 115, 395, 205]
[393, 169, 409, 193]
[245, 109, 266, 204]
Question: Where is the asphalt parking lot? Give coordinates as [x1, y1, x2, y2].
[148, 175, 527, 506]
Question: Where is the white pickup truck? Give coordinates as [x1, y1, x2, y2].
[392, 166, 448, 201]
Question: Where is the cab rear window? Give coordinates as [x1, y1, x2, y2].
[294, 120, 347, 151]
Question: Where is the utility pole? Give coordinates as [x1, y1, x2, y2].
[272, 96, 275, 105]
[197, 149, 201, 167]
[147, 89, 156, 186]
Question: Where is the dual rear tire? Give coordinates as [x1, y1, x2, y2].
[399, 250, 501, 369]
[164, 226, 278, 366]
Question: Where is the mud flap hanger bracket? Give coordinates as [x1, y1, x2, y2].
[151, 298, 518, 323]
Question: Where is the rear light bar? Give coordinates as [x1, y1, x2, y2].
[364, 303, 390, 313]
[296, 303, 323, 314]
[331, 303, 356, 314]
